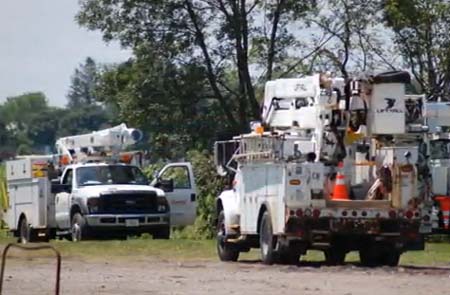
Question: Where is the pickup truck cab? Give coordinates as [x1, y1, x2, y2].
[54, 162, 172, 240]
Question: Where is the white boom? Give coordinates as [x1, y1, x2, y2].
[55, 123, 143, 164]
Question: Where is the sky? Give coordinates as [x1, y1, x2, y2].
[0, 0, 131, 107]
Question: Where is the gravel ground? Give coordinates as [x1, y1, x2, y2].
[2, 257, 450, 295]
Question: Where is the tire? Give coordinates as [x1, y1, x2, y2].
[71, 213, 89, 242]
[259, 211, 277, 265]
[278, 247, 300, 265]
[18, 217, 30, 244]
[325, 247, 346, 266]
[359, 245, 380, 267]
[153, 226, 170, 239]
[216, 211, 239, 262]
[381, 250, 401, 267]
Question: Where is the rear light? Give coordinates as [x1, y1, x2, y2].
[361, 211, 367, 217]
[389, 210, 397, 218]
[352, 211, 357, 217]
[342, 210, 348, 217]
[304, 209, 312, 217]
[414, 211, 420, 218]
[295, 209, 303, 217]
[313, 209, 321, 218]
[405, 210, 413, 219]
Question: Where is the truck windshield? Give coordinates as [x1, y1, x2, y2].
[76, 165, 149, 186]
[430, 140, 450, 160]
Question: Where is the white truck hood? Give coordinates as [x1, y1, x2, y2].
[73, 185, 165, 197]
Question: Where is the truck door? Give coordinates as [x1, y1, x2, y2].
[157, 163, 197, 226]
[55, 168, 73, 229]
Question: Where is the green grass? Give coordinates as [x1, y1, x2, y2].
[0, 234, 449, 266]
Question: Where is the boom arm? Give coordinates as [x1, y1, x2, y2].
[56, 123, 143, 164]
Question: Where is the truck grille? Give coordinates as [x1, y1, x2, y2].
[97, 191, 158, 214]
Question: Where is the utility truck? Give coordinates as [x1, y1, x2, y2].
[422, 102, 450, 233]
[214, 71, 432, 266]
[5, 124, 197, 242]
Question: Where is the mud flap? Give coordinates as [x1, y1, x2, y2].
[404, 234, 425, 251]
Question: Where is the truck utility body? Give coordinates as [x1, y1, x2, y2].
[215, 71, 431, 266]
[5, 124, 197, 242]
[422, 102, 450, 233]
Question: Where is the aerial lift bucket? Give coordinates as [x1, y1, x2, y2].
[435, 196, 450, 230]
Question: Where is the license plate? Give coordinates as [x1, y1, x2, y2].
[125, 219, 139, 227]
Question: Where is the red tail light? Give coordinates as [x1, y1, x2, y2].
[295, 209, 303, 217]
[342, 210, 348, 217]
[361, 211, 368, 217]
[352, 211, 358, 217]
[313, 209, 321, 218]
[389, 210, 397, 218]
[405, 210, 413, 219]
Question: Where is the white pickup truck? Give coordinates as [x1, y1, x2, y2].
[5, 157, 197, 242]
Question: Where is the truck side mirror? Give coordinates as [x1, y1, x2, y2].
[51, 183, 72, 194]
[155, 178, 174, 193]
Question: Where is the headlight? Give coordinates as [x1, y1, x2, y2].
[157, 197, 169, 212]
[87, 197, 99, 213]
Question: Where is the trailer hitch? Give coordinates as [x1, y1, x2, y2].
[0, 243, 61, 295]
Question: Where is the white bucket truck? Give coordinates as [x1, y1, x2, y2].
[5, 124, 197, 242]
[215, 72, 432, 266]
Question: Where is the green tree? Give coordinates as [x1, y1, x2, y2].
[77, 0, 317, 131]
[305, 0, 399, 77]
[0, 92, 49, 153]
[95, 47, 226, 160]
[384, 0, 450, 99]
[67, 57, 99, 107]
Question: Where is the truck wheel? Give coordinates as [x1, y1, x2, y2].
[18, 217, 30, 244]
[71, 213, 88, 242]
[216, 211, 239, 262]
[359, 246, 379, 267]
[325, 247, 346, 265]
[381, 250, 401, 267]
[278, 247, 300, 265]
[260, 211, 277, 265]
[153, 226, 170, 239]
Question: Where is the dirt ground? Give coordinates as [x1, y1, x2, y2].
[2, 257, 450, 295]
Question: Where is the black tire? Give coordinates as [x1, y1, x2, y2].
[216, 211, 239, 262]
[71, 213, 89, 242]
[278, 247, 300, 265]
[153, 226, 170, 239]
[259, 211, 277, 265]
[18, 216, 30, 244]
[325, 247, 346, 266]
[359, 245, 380, 267]
[381, 250, 401, 267]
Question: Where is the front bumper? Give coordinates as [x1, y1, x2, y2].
[85, 213, 170, 228]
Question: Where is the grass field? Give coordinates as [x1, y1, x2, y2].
[1, 235, 449, 267]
